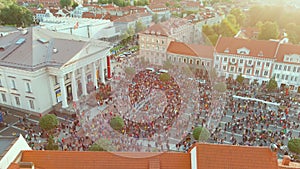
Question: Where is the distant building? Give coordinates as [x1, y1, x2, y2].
[146, 3, 171, 21]
[0, 27, 111, 113]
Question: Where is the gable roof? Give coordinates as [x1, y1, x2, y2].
[167, 41, 214, 59]
[142, 23, 169, 37]
[215, 36, 279, 59]
[20, 150, 191, 169]
[195, 143, 278, 169]
[275, 43, 300, 64]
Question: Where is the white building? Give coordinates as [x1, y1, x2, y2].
[40, 17, 119, 39]
[272, 43, 300, 92]
[0, 27, 111, 114]
[214, 36, 300, 93]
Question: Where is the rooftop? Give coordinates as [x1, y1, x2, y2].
[0, 136, 17, 160]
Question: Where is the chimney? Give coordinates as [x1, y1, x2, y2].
[19, 162, 35, 169]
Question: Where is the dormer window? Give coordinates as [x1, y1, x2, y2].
[237, 47, 250, 55]
[258, 51, 263, 57]
[224, 48, 230, 53]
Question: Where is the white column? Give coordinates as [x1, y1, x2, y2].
[81, 67, 87, 96]
[92, 62, 98, 89]
[48, 76, 57, 106]
[59, 75, 68, 108]
[100, 58, 105, 84]
[71, 71, 78, 101]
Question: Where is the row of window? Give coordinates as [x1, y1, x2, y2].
[0, 78, 32, 93]
[275, 74, 298, 82]
[140, 37, 165, 44]
[169, 56, 210, 66]
[221, 65, 269, 76]
[216, 56, 271, 67]
[0, 93, 34, 110]
[274, 64, 300, 72]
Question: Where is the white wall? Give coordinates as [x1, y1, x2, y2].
[0, 135, 31, 169]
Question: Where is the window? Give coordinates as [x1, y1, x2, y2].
[246, 68, 251, 74]
[257, 61, 261, 66]
[0, 79, 2, 87]
[65, 73, 70, 80]
[26, 82, 32, 93]
[295, 77, 298, 82]
[288, 66, 291, 71]
[298, 67, 300, 72]
[281, 74, 284, 79]
[15, 96, 20, 106]
[293, 67, 296, 72]
[54, 76, 58, 84]
[285, 75, 289, 80]
[190, 60, 193, 64]
[1, 93, 6, 102]
[255, 70, 259, 76]
[11, 79, 16, 89]
[230, 66, 234, 72]
[266, 62, 270, 67]
[224, 57, 227, 62]
[162, 40, 164, 44]
[29, 100, 34, 109]
[284, 66, 287, 71]
[264, 71, 268, 76]
[276, 74, 279, 79]
[291, 76, 294, 81]
[216, 56, 219, 61]
[238, 67, 242, 73]
[239, 59, 243, 64]
[223, 65, 227, 71]
[184, 58, 187, 63]
[196, 60, 200, 65]
[279, 65, 282, 70]
[275, 64, 278, 70]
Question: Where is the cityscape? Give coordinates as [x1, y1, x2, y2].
[0, 0, 300, 168]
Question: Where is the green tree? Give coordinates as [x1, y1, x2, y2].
[192, 126, 210, 141]
[152, 13, 159, 24]
[230, 8, 245, 26]
[159, 73, 171, 82]
[135, 20, 146, 33]
[45, 136, 59, 150]
[0, 4, 33, 27]
[39, 114, 59, 132]
[120, 26, 135, 45]
[288, 139, 300, 154]
[213, 82, 227, 93]
[219, 18, 239, 37]
[89, 138, 116, 151]
[72, 0, 78, 9]
[60, 0, 72, 8]
[110, 116, 124, 132]
[266, 76, 278, 92]
[236, 74, 244, 84]
[258, 21, 279, 40]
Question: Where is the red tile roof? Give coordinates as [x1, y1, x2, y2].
[82, 12, 102, 19]
[196, 143, 278, 169]
[276, 43, 300, 64]
[21, 150, 191, 169]
[7, 163, 20, 169]
[143, 23, 169, 37]
[215, 36, 280, 59]
[167, 41, 214, 59]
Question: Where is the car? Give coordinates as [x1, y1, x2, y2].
[123, 51, 131, 56]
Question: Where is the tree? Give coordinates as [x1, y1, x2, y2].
[152, 13, 159, 24]
[163, 59, 173, 70]
[258, 21, 279, 40]
[159, 73, 171, 82]
[60, 0, 72, 8]
[0, 4, 33, 27]
[160, 15, 167, 22]
[135, 20, 146, 33]
[192, 126, 210, 141]
[89, 138, 116, 151]
[213, 82, 227, 93]
[236, 74, 244, 84]
[266, 76, 278, 92]
[72, 1, 78, 9]
[110, 116, 124, 132]
[39, 114, 59, 132]
[288, 138, 300, 154]
[230, 8, 245, 26]
[45, 136, 59, 150]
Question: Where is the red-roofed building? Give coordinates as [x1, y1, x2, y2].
[167, 41, 214, 69]
[214, 36, 300, 92]
[7, 143, 285, 169]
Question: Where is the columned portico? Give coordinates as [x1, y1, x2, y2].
[81, 67, 88, 96]
[49, 76, 57, 106]
[59, 75, 68, 108]
[92, 62, 98, 89]
[100, 58, 105, 84]
[71, 71, 78, 101]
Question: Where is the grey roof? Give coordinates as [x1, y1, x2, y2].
[0, 136, 17, 160]
[0, 27, 110, 71]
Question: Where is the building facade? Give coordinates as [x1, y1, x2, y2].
[0, 28, 111, 114]
[214, 36, 300, 92]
